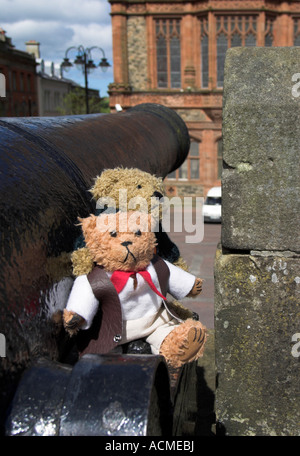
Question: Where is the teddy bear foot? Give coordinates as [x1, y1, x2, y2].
[159, 318, 207, 368]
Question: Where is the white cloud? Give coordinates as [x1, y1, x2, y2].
[0, 0, 113, 95]
[1, 20, 74, 57]
[1, 0, 110, 25]
[68, 23, 112, 55]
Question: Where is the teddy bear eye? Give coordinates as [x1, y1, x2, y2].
[135, 230, 142, 236]
[110, 231, 117, 237]
[137, 185, 142, 189]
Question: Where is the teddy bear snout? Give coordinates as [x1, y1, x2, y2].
[152, 191, 163, 200]
[121, 241, 132, 247]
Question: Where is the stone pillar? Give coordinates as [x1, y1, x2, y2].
[182, 14, 196, 89]
[109, 4, 130, 93]
[215, 47, 300, 436]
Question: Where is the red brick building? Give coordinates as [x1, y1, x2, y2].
[0, 30, 38, 117]
[108, 0, 300, 197]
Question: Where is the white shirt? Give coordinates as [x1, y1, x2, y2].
[66, 259, 195, 329]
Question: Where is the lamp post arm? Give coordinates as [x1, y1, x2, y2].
[64, 46, 78, 59]
[87, 46, 106, 58]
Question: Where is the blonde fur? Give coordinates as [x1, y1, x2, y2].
[80, 211, 157, 272]
[65, 208, 207, 366]
[160, 318, 207, 368]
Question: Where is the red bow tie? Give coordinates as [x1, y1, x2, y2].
[110, 270, 167, 300]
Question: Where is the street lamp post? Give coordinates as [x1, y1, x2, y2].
[61, 45, 110, 114]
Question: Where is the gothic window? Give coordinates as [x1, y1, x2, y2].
[294, 18, 300, 46]
[265, 17, 275, 47]
[216, 16, 257, 87]
[189, 141, 200, 179]
[200, 17, 209, 88]
[178, 159, 188, 179]
[167, 141, 200, 180]
[156, 19, 181, 88]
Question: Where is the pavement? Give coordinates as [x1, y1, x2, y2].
[167, 212, 221, 329]
[166, 215, 221, 435]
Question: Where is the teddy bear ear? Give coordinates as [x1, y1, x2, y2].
[79, 214, 98, 233]
[89, 168, 122, 200]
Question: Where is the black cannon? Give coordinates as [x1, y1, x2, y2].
[0, 103, 193, 436]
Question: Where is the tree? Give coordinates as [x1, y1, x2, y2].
[58, 88, 110, 115]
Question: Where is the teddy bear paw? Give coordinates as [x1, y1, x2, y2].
[63, 309, 85, 336]
[176, 326, 206, 364]
[160, 318, 207, 368]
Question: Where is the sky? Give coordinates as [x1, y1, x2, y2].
[1, 0, 114, 96]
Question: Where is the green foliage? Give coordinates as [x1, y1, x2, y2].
[58, 88, 110, 115]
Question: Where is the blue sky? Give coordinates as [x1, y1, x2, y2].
[1, 0, 113, 96]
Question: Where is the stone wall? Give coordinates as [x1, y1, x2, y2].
[127, 16, 148, 90]
[215, 47, 300, 436]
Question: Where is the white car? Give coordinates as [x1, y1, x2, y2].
[203, 186, 222, 223]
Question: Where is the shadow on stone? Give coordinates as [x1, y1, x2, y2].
[194, 364, 216, 435]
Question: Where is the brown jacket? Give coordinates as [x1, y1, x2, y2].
[76, 255, 182, 356]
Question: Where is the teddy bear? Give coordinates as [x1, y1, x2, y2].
[71, 167, 188, 277]
[71, 167, 197, 324]
[63, 210, 207, 368]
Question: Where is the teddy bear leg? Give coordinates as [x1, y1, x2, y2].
[159, 318, 207, 368]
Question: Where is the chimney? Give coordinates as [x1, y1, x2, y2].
[25, 40, 40, 59]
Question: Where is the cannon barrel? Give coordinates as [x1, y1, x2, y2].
[0, 103, 190, 429]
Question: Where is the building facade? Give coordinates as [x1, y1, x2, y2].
[0, 30, 38, 117]
[108, 0, 300, 197]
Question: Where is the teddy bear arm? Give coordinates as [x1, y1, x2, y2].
[166, 261, 201, 300]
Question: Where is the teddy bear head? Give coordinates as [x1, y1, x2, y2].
[79, 210, 157, 272]
[89, 167, 164, 218]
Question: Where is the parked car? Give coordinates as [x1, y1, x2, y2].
[203, 186, 222, 223]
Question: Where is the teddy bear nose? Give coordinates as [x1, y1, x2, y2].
[152, 191, 163, 199]
[121, 241, 132, 247]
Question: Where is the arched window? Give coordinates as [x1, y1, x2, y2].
[294, 18, 300, 46]
[216, 15, 257, 87]
[156, 19, 181, 89]
[265, 17, 275, 47]
[189, 141, 200, 179]
[167, 140, 200, 180]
